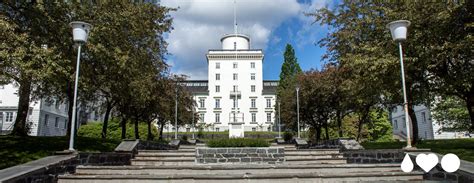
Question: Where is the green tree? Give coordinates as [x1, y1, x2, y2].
[277, 44, 302, 132]
[432, 96, 471, 132]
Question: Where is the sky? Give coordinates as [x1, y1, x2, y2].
[161, 0, 336, 80]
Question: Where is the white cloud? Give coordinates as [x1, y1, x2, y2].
[161, 0, 301, 79]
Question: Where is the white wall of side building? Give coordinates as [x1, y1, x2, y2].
[390, 105, 434, 140]
[0, 83, 69, 136]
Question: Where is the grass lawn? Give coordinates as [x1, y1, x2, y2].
[362, 138, 474, 162]
[0, 136, 120, 170]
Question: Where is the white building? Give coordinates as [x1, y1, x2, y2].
[180, 34, 277, 134]
[390, 105, 435, 140]
[0, 83, 69, 136]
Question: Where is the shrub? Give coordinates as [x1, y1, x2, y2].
[181, 134, 188, 141]
[283, 131, 294, 142]
[206, 138, 270, 147]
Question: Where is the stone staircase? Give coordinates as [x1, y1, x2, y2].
[58, 143, 426, 183]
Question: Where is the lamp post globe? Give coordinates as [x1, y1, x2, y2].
[68, 21, 92, 151]
[387, 20, 413, 149]
[386, 20, 410, 42]
[70, 21, 92, 43]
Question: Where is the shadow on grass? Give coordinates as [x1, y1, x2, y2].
[0, 136, 120, 170]
[362, 138, 474, 162]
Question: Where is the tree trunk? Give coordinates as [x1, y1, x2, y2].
[101, 101, 113, 139]
[134, 118, 139, 140]
[336, 110, 343, 137]
[315, 125, 322, 143]
[324, 120, 329, 140]
[356, 107, 370, 141]
[158, 118, 164, 140]
[11, 78, 32, 136]
[466, 93, 474, 132]
[407, 104, 419, 146]
[121, 117, 127, 139]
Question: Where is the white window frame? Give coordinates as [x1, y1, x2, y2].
[267, 113, 272, 122]
[233, 73, 238, 80]
[5, 112, 14, 122]
[215, 99, 220, 108]
[199, 98, 205, 108]
[251, 62, 255, 68]
[251, 113, 256, 123]
[216, 73, 220, 80]
[266, 99, 271, 108]
[216, 62, 220, 69]
[251, 99, 256, 108]
[251, 73, 255, 80]
[215, 113, 220, 123]
[44, 114, 49, 126]
[233, 62, 238, 68]
[251, 85, 255, 92]
[200, 113, 205, 122]
[215, 85, 220, 93]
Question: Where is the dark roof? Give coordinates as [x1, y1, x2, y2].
[182, 80, 208, 94]
[262, 80, 279, 94]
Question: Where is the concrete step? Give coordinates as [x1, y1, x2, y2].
[285, 154, 344, 159]
[179, 145, 196, 149]
[131, 159, 194, 166]
[285, 149, 340, 154]
[136, 152, 194, 157]
[58, 171, 423, 183]
[74, 164, 403, 176]
[285, 158, 347, 164]
[285, 151, 341, 155]
[133, 156, 195, 161]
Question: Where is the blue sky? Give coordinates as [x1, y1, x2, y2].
[161, 0, 336, 80]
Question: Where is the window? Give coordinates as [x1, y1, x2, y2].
[233, 62, 238, 68]
[233, 73, 238, 80]
[0, 112, 3, 123]
[199, 98, 205, 108]
[215, 113, 220, 123]
[403, 119, 406, 128]
[216, 74, 220, 80]
[215, 85, 220, 93]
[55, 117, 59, 128]
[44, 114, 49, 126]
[216, 128, 220, 132]
[233, 99, 238, 108]
[215, 99, 220, 108]
[251, 113, 256, 123]
[267, 113, 272, 122]
[266, 99, 271, 108]
[186, 128, 190, 132]
[251, 62, 255, 68]
[64, 119, 68, 129]
[394, 120, 398, 129]
[251, 99, 256, 108]
[251, 73, 255, 80]
[252, 127, 256, 132]
[424, 131, 427, 138]
[234, 42, 236, 50]
[216, 62, 220, 69]
[5, 112, 13, 122]
[55, 100, 61, 110]
[422, 112, 426, 123]
[233, 85, 238, 92]
[251, 85, 255, 92]
[199, 113, 205, 122]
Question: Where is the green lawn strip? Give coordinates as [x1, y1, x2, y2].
[361, 139, 474, 162]
[0, 136, 120, 170]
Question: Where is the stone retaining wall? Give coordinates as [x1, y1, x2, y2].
[196, 147, 284, 164]
[343, 149, 406, 164]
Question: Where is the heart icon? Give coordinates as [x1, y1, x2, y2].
[415, 153, 439, 172]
